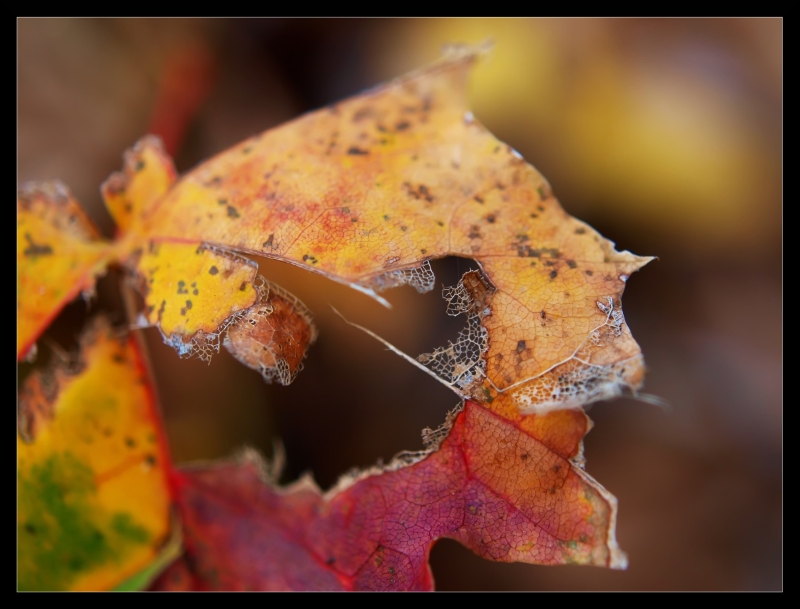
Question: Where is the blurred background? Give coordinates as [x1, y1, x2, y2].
[18, 18, 781, 590]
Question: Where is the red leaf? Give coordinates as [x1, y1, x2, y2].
[153, 401, 623, 591]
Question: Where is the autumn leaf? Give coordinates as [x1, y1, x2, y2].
[17, 317, 174, 591]
[17, 45, 651, 590]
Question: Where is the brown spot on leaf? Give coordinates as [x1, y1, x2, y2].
[22, 234, 53, 257]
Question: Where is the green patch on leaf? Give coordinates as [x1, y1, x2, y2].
[18, 453, 151, 591]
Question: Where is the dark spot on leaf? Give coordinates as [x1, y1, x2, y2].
[351, 217, 358, 223]
[217, 198, 228, 206]
[421, 249, 427, 254]
[404, 182, 434, 202]
[145, 455, 157, 467]
[383, 214, 390, 221]
[193, 289, 199, 296]
[516, 340, 526, 353]
[242, 146, 252, 154]
[437, 220, 444, 227]
[263, 234, 275, 249]
[227, 206, 240, 218]
[347, 146, 368, 155]
[157, 300, 166, 318]
[520, 453, 528, 462]
[537, 186, 547, 201]
[186, 300, 192, 310]
[401, 226, 407, 232]
[585, 270, 593, 276]
[553, 464, 561, 472]
[550, 486, 556, 494]
[177, 280, 188, 294]
[530, 213, 538, 219]
[566, 260, 577, 269]
[486, 214, 496, 224]
[112, 353, 125, 364]
[125, 437, 136, 448]
[537, 205, 545, 212]
[395, 120, 410, 131]
[474, 196, 484, 203]
[541, 310, 546, 320]
[180, 307, 187, 316]
[550, 270, 558, 279]
[239, 282, 247, 291]
[23, 234, 53, 257]
[326, 557, 336, 565]
[134, 160, 145, 172]
[209, 266, 219, 275]
[575, 227, 586, 235]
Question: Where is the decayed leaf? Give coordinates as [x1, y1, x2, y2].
[17, 318, 173, 591]
[223, 277, 318, 385]
[16, 182, 114, 359]
[152, 401, 621, 591]
[125, 48, 650, 407]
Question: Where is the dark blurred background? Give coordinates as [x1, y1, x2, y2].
[18, 18, 782, 591]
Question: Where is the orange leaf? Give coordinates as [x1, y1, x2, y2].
[17, 318, 173, 591]
[124, 47, 651, 408]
